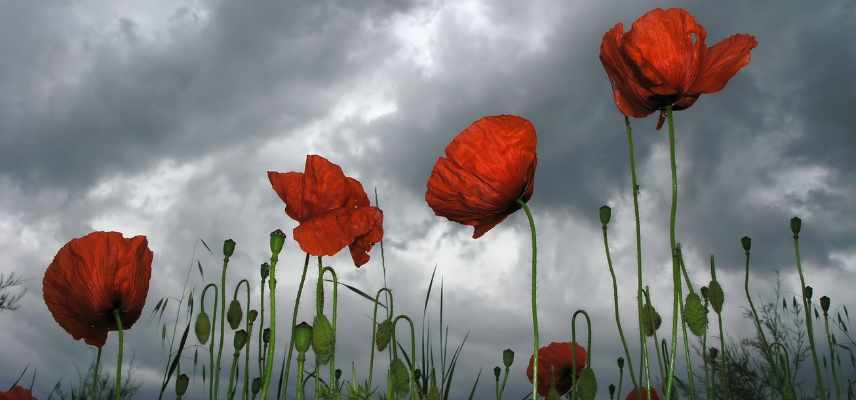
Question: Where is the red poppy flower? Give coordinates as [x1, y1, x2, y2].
[599, 8, 757, 129]
[525, 341, 587, 397]
[626, 387, 661, 400]
[0, 386, 37, 400]
[425, 115, 537, 239]
[42, 231, 153, 348]
[268, 155, 383, 267]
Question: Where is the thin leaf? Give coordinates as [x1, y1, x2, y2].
[466, 369, 481, 400]
[158, 300, 193, 399]
[197, 261, 204, 279]
[325, 280, 387, 309]
[10, 365, 28, 388]
[200, 238, 213, 254]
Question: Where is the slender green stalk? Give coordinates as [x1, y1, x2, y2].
[368, 288, 394, 388]
[625, 116, 652, 400]
[91, 346, 102, 398]
[499, 366, 510, 400]
[322, 266, 339, 390]
[228, 351, 241, 399]
[617, 364, 624, 400]
[794, 229, 827, 399]
[570, 310, 592, 400]
[676, 246, 697, 399]
[394, 315, 418, 396]
[113, 309, 124, 400]
[517, 199, 540, 400]
[279, 253, 311, 400]
[296, 353, 306, 400]
[261, 248, 281, 398]
[601, 219, 638, 387]
[701, 301, 711, 400]
[744, 243, 775, 372]
[231, 279, 251, 400]
[313, 256, 323, 400]
[259, 269, 267, 376]
[201, 283, 219, 400]
[770, 342, 795, 398]
[710, 258, 728, 400]
[664, 105, 681, 400]
[215, 256, 232, 400]
[825, 310, 842, 399]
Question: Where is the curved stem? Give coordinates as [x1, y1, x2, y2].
[368, 287, 394, 389]
[602, 221, 638, 387]
[215, 255, 232, 400]
[675, 245, 697, 399]
[202, 283, 219, 400]
[517, 199, 540, 400]
[232, 279, 251, 400]
[710, 258, 728, 400]
[795, 233, 827, 399]
[664, 105, 680, 400]
[322, 266, 339, 389]
[279, 253, 311, 400]
[261, 250, 280, 399]
[571, 310, 592, 400]
[113, 309, 124, 400]
[394, 315, 418, 396]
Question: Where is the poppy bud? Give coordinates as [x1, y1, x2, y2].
[609, 384, 616, 397]
[741, 236, 751, 252]
[599, 205, 612, 225]
[294, 322, 313, 353]
[708, 280, 724, 314]
[376, 319, 393, 352]
[815, 308, 820, 320]
[248, 309, 258, 324]
[270, 229, 286, 256]
[175, 373, 189, 396]
[709, 347, 719, 361]
[576, 368, 597, 399]
[260, 263, 270, 280]
[821, 296, 831, 315]
[700, 286, 709, 301]
[335, 368, 342, 382]
[234, 329, 248, 351]
[805, 286, 813, 300]
[640, 303, 662, 337]
[790, 217, 802, 236]
[617, 357, 624, 369]
[313, 314, 334, 365]
[252, 377, 262, 394]
[390, 358, 410, 395]
[263, 328, 271, 344]
[503, 348, 514, 368]
[493, 366, 501, 380]
[227, 299, 243, 330]
[223, 239, 236, 258]
[684, 293, 708, 337]
[195, 311, 211, 344]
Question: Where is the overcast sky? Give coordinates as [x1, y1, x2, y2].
[2, 0, 855, 398]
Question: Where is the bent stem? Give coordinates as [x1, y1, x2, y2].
[215, 254, 232, 400]
[394, 315, 417, 396]
[794, 230, 826, 399]
[601, 217, 638, 387]
[201, 283, 219, 400]
[279, 253, 311, 400]
[664, 105, 681, 400]
[322, 266, 339, 388]
[113, 309, 125, 400]
[234, 279, 252, 400]
[368, 287, 394, 388]
[517, 198, 540, 400]
[570, 310, 592, 400]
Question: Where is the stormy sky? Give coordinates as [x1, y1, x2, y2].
[1, 0, 855, 398]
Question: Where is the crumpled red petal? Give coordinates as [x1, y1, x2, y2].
[690, 33, 758, 94]
[626, 387, 661, 400]
[267, 155, 351, 223]
[526, 341, 587, 397]
[293, 206, 383, 264]
[600, 23, 658, 118]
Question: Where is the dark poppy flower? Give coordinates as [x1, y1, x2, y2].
[626, 387, 661, 400]
[42, 231, 153, 348]
[599, 8, 757, 129]
[268, 155, 383, 267]
[425, 115, 537, 239]
[0, 386, 37, 400]
[525, 341, 587, 397]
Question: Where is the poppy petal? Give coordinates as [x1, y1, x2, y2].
[268, 171, 305, 222]
[348, 207, 384, 267]
[293, 206, 383, 261]
[690, 33, 758, 94]
[599, 23, 658, 117]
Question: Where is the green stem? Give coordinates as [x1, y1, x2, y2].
[499, 366, 509, 400]
[322, 266, 339, 390]
[91, 346, 102, 398]
[826, 312, 842, 400]
[625, 116, 652, 400]
[517, 199, 540, 400]
[664, 105, 680, 400]
[368, 288, 394, 389]
[710, 258, 728, 400]
[228, 353, 240, 400]
[113, 309, 124, 400]
[259, 271, 267, 377]
[202, 283, 219, 400]
[601, 221, 638, 387]
[279, 253, 311, 400]
[296, 353, 306, 400]
[570, 310, 592, 400]
[261, 250, 281, 398]
[394, 315, 418, 396]
[215, 256, 231, 400]
[702, 316, 711, 400]
[234, 279, 252, 400]
[617, 365, 624, 400]
[676, 245, 697, 399]
[795, 233, 827, 399]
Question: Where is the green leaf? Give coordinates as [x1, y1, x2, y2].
[684, 293, 708, 337]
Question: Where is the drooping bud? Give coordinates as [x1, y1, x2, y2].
[493, 366, 501, 381]
[821, 296, 831, 315]
[684, 293, 709, 337]
[248, 309, 258, 324]
[708, 280, 724, 314]
[270, 229, 286, 256]
[599, 205, 612, 225]
[576, 368, 597, 400]
[252, 377, 262, 394]
[312, 314, 335, 365]
[502, 348, 514, 368]
[376, 319, 394, 352]
[617, 357, 624, 369]
[223, 239, 236, 258]
[195, 311, 211, 344]
[741, 236, 752, 252]
[234, 329, 248, 351]
[227, 299, 243, 330]
[390, 358, 411, 395]
[260, 263, 270, 280]
[790, 217, 802, 236]
[805, 286, 813, 300]
[294, 322, 313, 353]
[263, 327, 271, 344]
[175, 373, 190, 396]
[640, 303, 663, 337]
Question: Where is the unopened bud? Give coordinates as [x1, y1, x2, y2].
[270, 229, 286, 256]
[248, 309, 258, 324]
[234, 329, 248, 351]
[599, 205, 612, 225]
[294, 322, 313, 353]
[175, 373, 189, 396]
[821, 296, 831, 315]
[227, 299, 243, 330]
[502, 348, 514, 368]
[741, 236, 751, 252]
[790, 217, 802, 236]
[223, 239, 236, 258]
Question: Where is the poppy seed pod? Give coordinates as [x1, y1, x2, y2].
[248, 309, 258, 324]
[223, 239, 236, 258]
[294, 322, 313, 353]
[790, 217, 802, 236]
[599, 205, 612, 225]
[805, 286, 813, 300]
[335, 368, 342, 382]
[195, 311, 211, 344]
[821, 296, 831, 315]
[493, 366, 501, 380]
[227, 299, 243, 330]
[609, 384, 616, 397]
[262, 328, 271, 344]
[270, 229, 286, 256]
[252, 377, 262, 394]
[741, 236, 751, 252]
[260, 263, 270, 280]
[234, 329, 248, 351]
[617, 357, 624, 369]
[175, 373, 190, 396]
[503, 348, 515, 368]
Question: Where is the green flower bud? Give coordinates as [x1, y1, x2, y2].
[312, 314, 335, 365]
[821, 296, 831, 315]
[390, 358, 410, 395]
[599, 205, 611, 225]
[741, 236, 751, 252]
[576, 368, 597, 400]
[335, 368, 342, 382]
[260, 263, 270, 280]
[227, 299, 243, 330]
[502, 348, 514, 368]
[790, 217, 802, 236]
[617, 357, 624, 369]
[609, 384, 616, 397]
[805, 285, 813, 300]
[375, 319, 394, 352]
[700, 286, 709, 301]
[493, 366, 501, 380]
[684, 293, 708, 337]
[223, 239, 236, 258]
[263, 327, 271, 344]
[252, 377, 262, 394]
[195, 311, 211, 344]
[270, 229, 286, 256]
[234, 329, 248, 351]
[175, 373, 189, 396]
[640, 303, 662, 337]
[708, 280, 725, 314]
[294, 322, 313, 353]
[248, 309, 258, 324]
